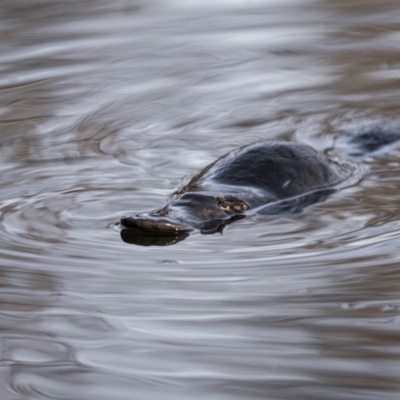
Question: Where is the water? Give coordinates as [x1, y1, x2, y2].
[1, 0, 400, 399]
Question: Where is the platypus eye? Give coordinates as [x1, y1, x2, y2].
[217, 196, 248, 212]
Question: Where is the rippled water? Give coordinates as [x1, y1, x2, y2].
[1, 0, 400, 399]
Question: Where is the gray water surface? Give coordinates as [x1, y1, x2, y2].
[1, 1, 400, 399]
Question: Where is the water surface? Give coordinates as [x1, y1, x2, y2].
[1, 0, 400, 399]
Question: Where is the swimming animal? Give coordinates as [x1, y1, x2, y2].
[120, 124, 400, 246]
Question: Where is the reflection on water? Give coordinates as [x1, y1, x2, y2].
[120, 225, 189, 246]
[1, 0, 400, 398]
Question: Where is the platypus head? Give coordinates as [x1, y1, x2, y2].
[120, 192, 248, 244]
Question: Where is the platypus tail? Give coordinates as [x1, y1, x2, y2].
[334, 121, 400, 158]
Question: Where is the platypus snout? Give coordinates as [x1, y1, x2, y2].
[120, 214, 193, 235]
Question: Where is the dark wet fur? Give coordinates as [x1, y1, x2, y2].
[257, 188, 336, 215]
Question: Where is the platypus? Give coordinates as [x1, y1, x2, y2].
[120, 124, 400, 246]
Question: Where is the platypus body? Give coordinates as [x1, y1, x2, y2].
[120, 125, 400, 246]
